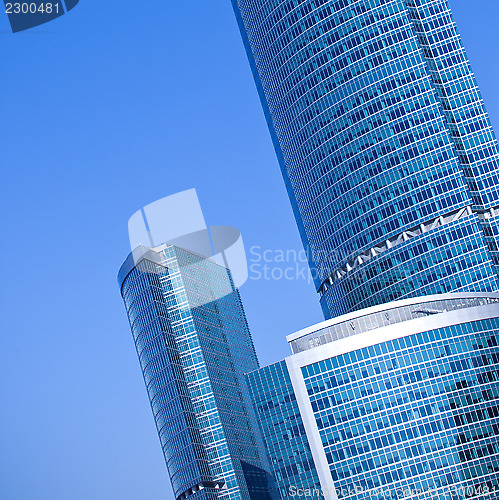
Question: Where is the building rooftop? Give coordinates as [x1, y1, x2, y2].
[287, 293, 499, 354]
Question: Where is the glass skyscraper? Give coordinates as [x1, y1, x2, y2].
[247, 361, 322, 498]
[231, 0, 499, 318]
[118, 244, 277, 500]
[117, 3, 499, 499]
[249, 294, 499, 499]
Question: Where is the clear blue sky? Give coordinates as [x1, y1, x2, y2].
[1, 1, 497, 499]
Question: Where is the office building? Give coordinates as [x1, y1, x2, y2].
[118, 3, 499, 498]
[118, 244, 277, 500]
[247, 361, 323, 499]
[231, 0, 499, 318]
[248, 293, 499, 498]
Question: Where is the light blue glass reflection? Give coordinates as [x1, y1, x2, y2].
[247, 361, 321, 499]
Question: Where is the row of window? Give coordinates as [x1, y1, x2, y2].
[303, 319, 499, 498]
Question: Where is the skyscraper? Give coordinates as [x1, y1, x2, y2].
[248, 293, 499, 498]
[118, 3, 499, 498]
[118, 244, 277, 500]
[247, 360, 323, 498]
[231, 0, 499, 318]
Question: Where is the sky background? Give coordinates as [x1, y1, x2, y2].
[1, 1, 498, 499]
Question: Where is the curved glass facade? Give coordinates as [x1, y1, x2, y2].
[119, 245, 277, 500]
[283, 294, 499, 499]
[303, 318, 499, 498]
[231, 0, 499, 318]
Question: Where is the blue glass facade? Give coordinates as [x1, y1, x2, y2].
[118, 245, 277, 500]
[247, 361, 322, 498]
[302, 313, 499, 498]
[231, 0, 499, 318]
[268, 294, 499, 499]
[320, 215, 499, 317]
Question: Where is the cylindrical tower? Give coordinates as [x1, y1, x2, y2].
[231, 0, 499, 318]
[285, 293, 499, 498]
[118, 244, 278, 500]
